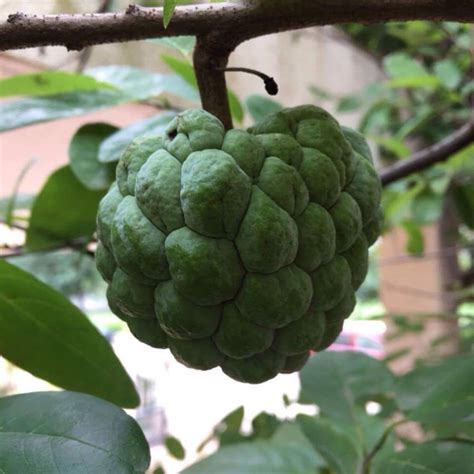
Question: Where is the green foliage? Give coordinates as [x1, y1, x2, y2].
[0, 261, 139, 407]
[69, 123, 118, 190]
[300, 352, 394, 424]
[163, 0, 177, 28]
[98, 112, 178, 164]
[165, 435, 186, 460]
[187, 351, 474, 473]
[373, 442, 474, 474]
[0, 71, 116, 98]
[332, 21, 473, 255]
[26, 166, 104, 251]
[0, 391, 149, 473]
[0, 66, 197, 131]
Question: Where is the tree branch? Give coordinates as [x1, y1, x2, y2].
[1, 1, 473, 52]
[380, 122, 474, 186]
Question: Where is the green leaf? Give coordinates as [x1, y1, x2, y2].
[165, 435, 186, 460]
[271, 423, 326, 469]
[297, 415, 363, 474]
[299, 352, 394, 424]
[245, 94, 283, 122]
[161, 53, 197, 88]
[383, 52, 429, 79]
[410, 187, 443, 225]
[151, 36, 196, 58]
[0, 67, 198, 131]
[387, 75, 439, 88]
[228, 89, 244, 123]
[382, 182, 425, 226]
[337, 95, 363, 113]
[373, 442, 474, 474]
[452, 183, 474, 229]
[308, 85, 334, 100]
[26, 166, 104, 251]
[0, 261, 139, 407]
[404, 353, 474, 438]
[86, 65, 195, 101]
[434, 59, 462, 90]
[402, 221, 424, 255]
[98, 112, 177, 163]
[0, 90, 128, 132]
[371, 136, 411, 158]
[0, 71, 116, 98]
[183, 438, 320, 474]
[69, 123, 118, 190]
[0, 391, 149, 472]
[396, 354, 474, 420]
[163, 0, 177, 28]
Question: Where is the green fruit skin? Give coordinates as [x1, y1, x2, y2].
[96, 105, 382, 383]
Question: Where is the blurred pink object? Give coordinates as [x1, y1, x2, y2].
[327, 320, 386, 359]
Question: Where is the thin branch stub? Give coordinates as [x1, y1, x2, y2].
[218, 67, 279, 96]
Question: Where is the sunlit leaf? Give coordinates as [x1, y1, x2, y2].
[0, 261, 139, 407]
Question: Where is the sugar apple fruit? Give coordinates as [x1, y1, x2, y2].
[96, 105, 382, 384]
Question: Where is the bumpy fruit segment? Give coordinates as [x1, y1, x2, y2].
[96, 105, 382, 383]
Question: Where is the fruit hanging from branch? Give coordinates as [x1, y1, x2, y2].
[95, 105, 382, 383]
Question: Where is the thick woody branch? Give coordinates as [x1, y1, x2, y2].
[1, 1, 473, 52]
[193, 35, 233, 130]
[380, 122, 474, 186]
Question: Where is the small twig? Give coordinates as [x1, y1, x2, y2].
[218, 67, 278, 95]
[380, 122, 474, 186]
[361, 419, 410, 474]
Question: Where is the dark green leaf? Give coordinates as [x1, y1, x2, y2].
[271, 423, 326, 469]
[452, 183, 474, 229]
[404, 353, 474, 438]
[183, 436, 320, 474]
[396, 353, 473, 413]
[0, 261, 139, 407]
[373, 442, 474, 474]
[402, 221, 424, 255]
[0, 71, 115, 98]
[297, 415, 363, 474]
[69, 123, 118, 190]
[98, 112, 177, 163]
[163, 0, 177, 28]
[245, 94, 283, 122]
[165, 436, 186, 460]
[26, 166, 104, 251]
[299, 352, 394, 424]
[0, 391, 149, 472]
